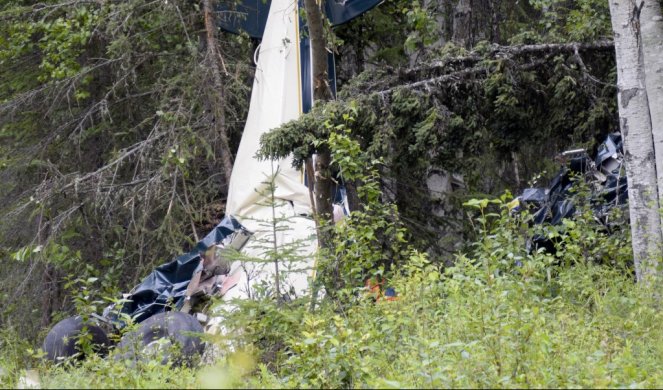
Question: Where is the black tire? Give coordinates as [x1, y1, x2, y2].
[115, 311, 205, 366]
[42, 316, 110, 362]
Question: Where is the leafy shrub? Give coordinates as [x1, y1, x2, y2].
[239, 193, 663, 388]
[4, 189, 658, 389]
[40, 353, 198, 389]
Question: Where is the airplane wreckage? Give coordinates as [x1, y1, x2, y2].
[42, 0, 628, 365]
[43, 0, 382, 363]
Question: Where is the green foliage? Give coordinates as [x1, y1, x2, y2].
[0, 5, 98, 94]
[63, 274, 104, 322]
[40, 353, 198, 389]
[2, 189, 651, 388]
[0, 0, 254, 340]
[0, 327, 35, 388]
[232, 191, 657, 389]
[198, 350, 257, 389]
[261, 42, 616, 257]
[218, 298, 308, 370]
[333, 0, 414, 67]
[403, 1, 438, 56]
[510, 0, 612, 44]
[308, 108, 411, 299]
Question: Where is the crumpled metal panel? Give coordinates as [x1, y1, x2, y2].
[119, 216, 245, 324]
[520, 188, 548, 204]
[595, 133, 623, 170]
[518, 133, 627, 254]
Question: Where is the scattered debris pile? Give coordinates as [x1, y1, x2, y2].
[510, 132, 628, 253]
[42, 216, 252, 364]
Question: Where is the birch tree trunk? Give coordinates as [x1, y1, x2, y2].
[609, 0, 662, 281]
[641, 0, 663, 218]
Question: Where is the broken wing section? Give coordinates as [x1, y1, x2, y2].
[223, 0, 317, 301]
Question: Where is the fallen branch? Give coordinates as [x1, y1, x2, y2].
[378, 41, 615, 96]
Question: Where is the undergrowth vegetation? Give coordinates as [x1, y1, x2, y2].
[233, 193, 655, 388]
[4, 184, 660, 388]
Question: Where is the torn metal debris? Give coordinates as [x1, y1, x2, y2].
[511, 132, 628, 253]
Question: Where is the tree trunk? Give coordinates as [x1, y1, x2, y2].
[203, 0, 234, 187]
[303, 0, 334, 229]
[488, 0, 500, 43]
[641, 0, 663, 222]
[313, 153, 334, 243]
[452, 0, 473, 48]
[609, 0, 662, 281]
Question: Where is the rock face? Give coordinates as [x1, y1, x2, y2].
[424, 168, 466, 261]
[427, 169, 464, 217]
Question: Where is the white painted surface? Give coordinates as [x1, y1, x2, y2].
[641, 0, 663, 225]
[222, 0, 317, 302]
[609, 0, 662, 279]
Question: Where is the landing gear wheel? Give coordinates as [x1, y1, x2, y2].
[116, 311, 205, 366]
[43, 316, 110, 362]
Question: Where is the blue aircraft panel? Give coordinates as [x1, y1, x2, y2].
[216, 0, 270, 39]
[217, 0, 382, 38]
[325, 0, 383, 26]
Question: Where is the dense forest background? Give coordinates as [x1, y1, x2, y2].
[3, 0, 661, 388]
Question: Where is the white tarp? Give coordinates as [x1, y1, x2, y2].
[222, 0, 317, 301]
